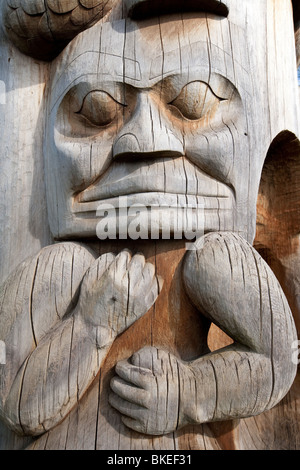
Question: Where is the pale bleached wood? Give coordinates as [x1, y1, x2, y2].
[293, 0, 300, 66]
[0, 243, 161, 436]
[2, 0, 116, 60]
[108, 233, 297, 435]
[0, 0, 299, 451]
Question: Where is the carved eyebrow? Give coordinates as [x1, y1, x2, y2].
[126, 0, 229, 20]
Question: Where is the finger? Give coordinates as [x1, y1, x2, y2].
[94, 252, 116, 279]
[143, 276, 163, 311]
[133, 262, 156, 294]
[82, 252, 116, 285]
[110, 376, 149, 407]
[108, 391, 146, 420]
[121, 416, 146, 434]
[115, 249, 132, 273]
[106, 249, 131, 280]
[115, 359, 153, 388]
[131, 346, 159, 372]
[131, 346, 176, 376]
[128, 253, 146, 288]
[104, 251, 131, 294]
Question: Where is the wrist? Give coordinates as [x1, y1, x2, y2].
[178, 360, 212, 427]
[73, 307, 116, 350]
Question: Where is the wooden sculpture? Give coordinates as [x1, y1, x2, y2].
[0, 0, 299, 450]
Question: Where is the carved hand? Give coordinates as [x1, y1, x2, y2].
[76, 250, 163, 345]
[109, 346, 189, 435]
[109, 232, 297, 434]
[0, 244, 162, 436]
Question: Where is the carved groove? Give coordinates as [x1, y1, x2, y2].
[0, 0, 299, 451]
[2, 0, 115, 60]
[126, 0, 229, 20]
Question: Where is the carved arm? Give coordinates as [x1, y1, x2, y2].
[109, 232, 297, 435]
[0, 243, 161, 436]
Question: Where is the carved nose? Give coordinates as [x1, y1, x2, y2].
[112, 94, 184, 159]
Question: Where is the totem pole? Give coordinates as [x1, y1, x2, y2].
[0, 0, 299, 450]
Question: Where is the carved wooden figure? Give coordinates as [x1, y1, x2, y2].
[0, 0, 299, 450]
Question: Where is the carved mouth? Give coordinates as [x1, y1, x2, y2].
[75, 157, 233, 211]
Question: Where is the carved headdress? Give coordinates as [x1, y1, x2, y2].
[2, 0, 230, 59]
[2, 0, 115, 60]
[3, 0, 299, 62]
[0, 0, 299, 451]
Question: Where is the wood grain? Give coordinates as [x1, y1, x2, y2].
[0, 0, 299, 451]
[2, 0, 116, 60]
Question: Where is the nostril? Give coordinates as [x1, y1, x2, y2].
[113, 150, 184, 162]
[113, 131, 184, 160]
[113, 133, 141, 159]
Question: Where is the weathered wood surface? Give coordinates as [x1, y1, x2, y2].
[294, 0, 300, 66]
[2, 0, 115, 60]
[0, 0, 299, 450]
[0, 242, 163, 437]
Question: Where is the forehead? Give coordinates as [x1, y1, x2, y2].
[50, 14, 249, 107]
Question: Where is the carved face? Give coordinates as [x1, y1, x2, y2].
[45, 14, 254, 242]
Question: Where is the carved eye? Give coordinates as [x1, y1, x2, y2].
[77, 90, 122, 127]
[170, 81, 225, 120]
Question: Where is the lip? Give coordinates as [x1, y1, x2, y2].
[75, 156, 234, 209]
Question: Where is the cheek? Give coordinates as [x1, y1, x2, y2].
[181, 100, 248, 196]
[183, 126, 236, 188]
[51, 100, 126, 195]
[54, 135, 113, 193]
